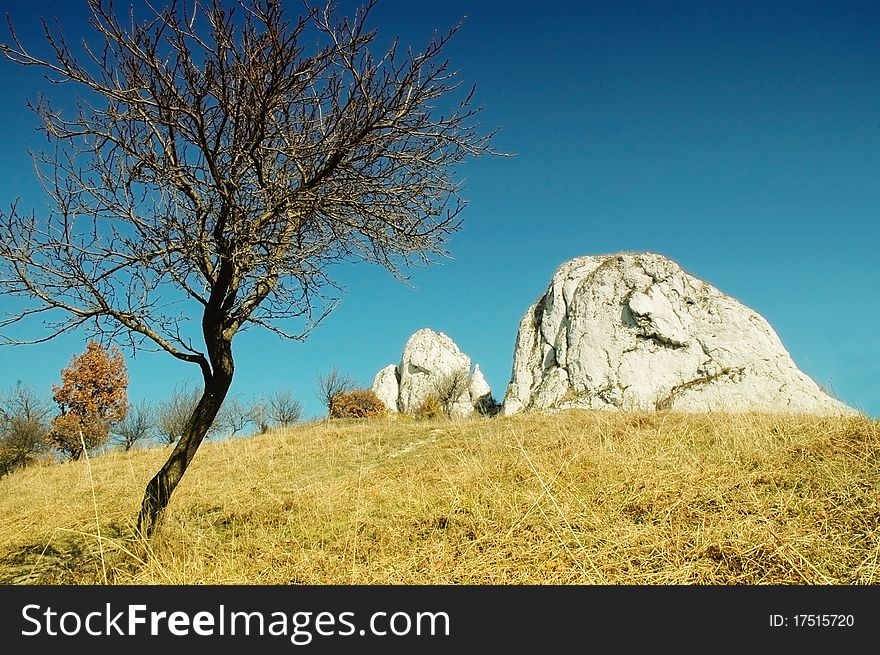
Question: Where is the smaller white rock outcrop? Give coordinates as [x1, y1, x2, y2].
[469, 364, 492, 401]
[371, 364, 400, 413]
[371, 328, 493, 417]
[398, 329, 471, 415]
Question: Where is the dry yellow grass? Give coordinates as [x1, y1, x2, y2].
[1, 410, 878, 585]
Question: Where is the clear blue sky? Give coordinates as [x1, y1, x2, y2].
[1, 0, 878, 421]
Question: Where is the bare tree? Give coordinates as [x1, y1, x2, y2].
[215, 394, 254, 438]
[0, 0, 498, 535]
[315, 367, 357, 415]
[268, 390, 304, 427]
[0, 382, 53, 427]
[111, 401, 154, 451]
[155, 383, 204, 446]
[253, 390, 304, 432]
[0, 382, 53, 477]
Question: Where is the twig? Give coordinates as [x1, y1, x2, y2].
[80, 429, 108, 585]
[515, 437, 606, 583]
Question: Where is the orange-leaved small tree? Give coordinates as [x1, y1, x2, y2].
[47, 341, 128, 459]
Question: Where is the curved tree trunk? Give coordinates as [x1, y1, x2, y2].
[137, 336, 235, 538]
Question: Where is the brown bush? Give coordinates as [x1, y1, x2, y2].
[329, 389, 386, 419]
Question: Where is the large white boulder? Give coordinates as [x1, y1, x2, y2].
[503, 252, 858, 416]
[372, 328, 493, 417]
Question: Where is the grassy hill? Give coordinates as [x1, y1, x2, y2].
[1, 410, 877, 584]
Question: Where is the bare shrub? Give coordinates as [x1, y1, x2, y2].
[156, 384, 201, 446]
[253, 391, 304, 432]
[111, 401, 154, 451]
[316, 368, 357, 416]
[1, 382, 53, 476]
[216, 395, 255, 438]
[432, 368, 470, 418]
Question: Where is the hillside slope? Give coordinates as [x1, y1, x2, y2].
[1, 410, 877, 584]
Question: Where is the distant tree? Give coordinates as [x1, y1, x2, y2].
[111, 401, 154, 451]
[0, 0, 498, 535]
[253, 390, 304, 433]
[316, 368, 357, 416]
[156, 384, 202, 446]
[46, 342, 128, 460]
[267, 390, 304, 428]
[215, 394, 254, 438]
[0, 382, 52, 477]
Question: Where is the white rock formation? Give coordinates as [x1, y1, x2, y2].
[503, 252, 857, 416]
[372, 328, 493, 417]
[371, 364, 400, 413]
[398, 329, 472, 417]
[469, 364, 492, 401]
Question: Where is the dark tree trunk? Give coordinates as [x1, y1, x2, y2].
[137, 334, 234, 537]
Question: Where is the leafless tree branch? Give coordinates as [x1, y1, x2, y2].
[0, 0, 500, 535]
